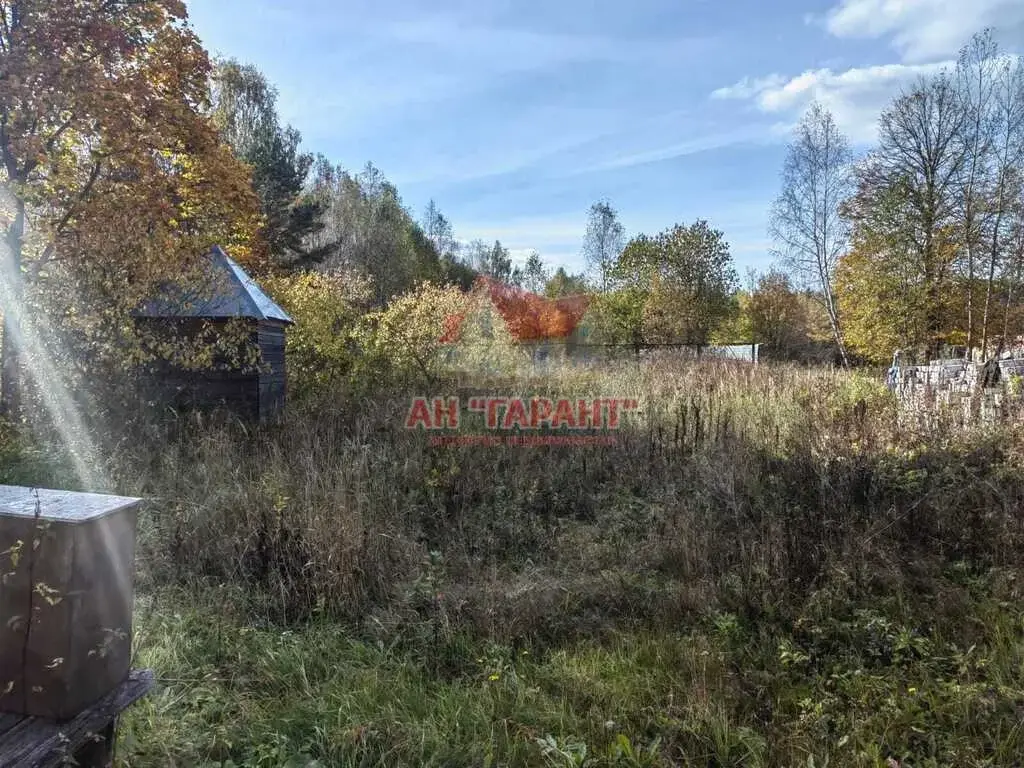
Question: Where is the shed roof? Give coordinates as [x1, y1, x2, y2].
[136, 246, 293, 324]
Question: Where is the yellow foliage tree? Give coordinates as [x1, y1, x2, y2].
[262, 270, 372, 400]
[356, 282, 471, 388]
[1, 0, 263, 417]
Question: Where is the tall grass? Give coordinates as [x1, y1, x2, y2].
[118, 360, 1022, 627]
[5, 358, 1024, 766]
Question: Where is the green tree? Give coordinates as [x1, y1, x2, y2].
[522, 251, 548, 294]
[210, 59, 321, 267]
[544, 267, 589, 298]
[615, 220, 738, 344]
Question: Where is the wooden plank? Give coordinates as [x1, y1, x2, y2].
[0, 669, 154, 768]
[0, 714, 23, 738]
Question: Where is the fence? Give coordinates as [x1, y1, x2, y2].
[523, 342, 760, 367]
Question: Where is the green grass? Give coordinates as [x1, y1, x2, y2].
[118, 570, 1024, 767]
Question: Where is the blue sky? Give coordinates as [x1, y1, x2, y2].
[188, 0, 1024, 276]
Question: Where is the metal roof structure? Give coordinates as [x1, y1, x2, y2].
[135, 246, 293, 324]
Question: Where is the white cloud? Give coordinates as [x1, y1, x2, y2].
[824, 0, 1024, 63]
[710, 62, 950, 143]
[583, 125, 778, 172]
[710, 0, 1024, 146]
[711, 74, 787, 101]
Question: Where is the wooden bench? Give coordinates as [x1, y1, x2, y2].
[0, 669, 154, 768]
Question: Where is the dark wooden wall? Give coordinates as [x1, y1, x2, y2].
[256, 321, 288, 421]
[137, 318, 289, 422]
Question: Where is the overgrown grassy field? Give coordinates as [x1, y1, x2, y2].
[4, 360, 1024, 767]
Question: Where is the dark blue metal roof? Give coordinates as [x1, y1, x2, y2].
[136, 246, 293, 324]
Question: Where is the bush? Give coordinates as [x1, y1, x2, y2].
[263, 270, 372, 400]
[352, 281, 470, 390]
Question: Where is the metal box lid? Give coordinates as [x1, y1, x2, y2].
[0, 486, 141, 524]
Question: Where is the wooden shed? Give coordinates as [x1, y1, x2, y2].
[134, 246, 294, 422]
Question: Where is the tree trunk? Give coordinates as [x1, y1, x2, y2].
[1, 201, 25, 418]
[981, 244, 1000, 358]
[822, 284, 849, 368]
[965, 246, 975, 358]
[981, 209, 1007, 360]
[1001, 261, 1016, 344]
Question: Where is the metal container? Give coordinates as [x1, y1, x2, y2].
[0, 486, 140, 720]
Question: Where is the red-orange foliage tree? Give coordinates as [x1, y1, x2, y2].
[472, 277, 590, 342]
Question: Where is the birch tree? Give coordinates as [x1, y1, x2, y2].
[979, 55, 1024, 356]
[769, 102, 853, 366]
[582, 200, 625, 293]
[953, 30, 1000, 354]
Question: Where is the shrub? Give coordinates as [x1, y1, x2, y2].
[353, 281, 472, 389]
[263, 270, 372, 400]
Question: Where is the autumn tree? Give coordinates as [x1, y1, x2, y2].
[712, 289, 753, 345]
[976, 53, 1024, 356]
[262, 269, 372, 399]
[1001, 197, 1024, 342]
[461, 240, 489, 274]
[492, 241, 516, 284]
[463, 239, 516, 284]
[614, 220, 737, 345]
[953, 31, 1001, 352]
[770, 102, 852, 366]
[421, 199, 456, 260]
[748, 270, 813, 353]
[843, 73, 968, 358]
[0, 0, 260, 416]
[304, 159, 433, 306]
[356, 281, 471, 386]
[582, 200, 625, 292]
[834, 233, 964, 363]
[210, 59, 321, 267]
[586, 289, 648, 351]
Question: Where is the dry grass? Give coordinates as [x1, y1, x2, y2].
[108, 358, 1024, 635]
[7, 357, 1024, 765]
